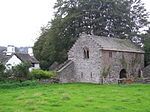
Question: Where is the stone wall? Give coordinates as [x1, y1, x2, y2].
[101, 50, 144, 83]
[57, 61, 75, 83]
[68, 35, 102, 83]
[143, 65, 150, 78]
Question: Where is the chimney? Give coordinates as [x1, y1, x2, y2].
[6, 45, 15, 55]
[28, 47, 33, 56]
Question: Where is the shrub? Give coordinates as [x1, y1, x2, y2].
[0, 80, 38, 89]
[30, 69, 56, 80]
[0, 63, 6, 80]
[12, 63, 30, 81]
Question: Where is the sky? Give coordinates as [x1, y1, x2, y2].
[0, 0, 150, 47]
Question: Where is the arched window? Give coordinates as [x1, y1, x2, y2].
[138, 69, 143, 78]
[83, 47, 89, 59]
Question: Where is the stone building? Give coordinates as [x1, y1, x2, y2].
[57, 34, 144, 84]
[143, 65, 150, 78]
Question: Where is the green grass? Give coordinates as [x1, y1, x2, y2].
[0, 83, 150, 112]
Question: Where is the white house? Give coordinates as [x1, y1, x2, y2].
[0, 45, 40, 71]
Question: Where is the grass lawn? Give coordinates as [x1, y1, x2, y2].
[0, 83, 150, 112]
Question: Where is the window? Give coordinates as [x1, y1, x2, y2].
[91, 72, 93, 78]
[32, 63, 34, 67]
[109, 51, 112, 58]
[83, 47, 89, 59]
[138, 69, 143, 78]
[81, 72, 83, 78]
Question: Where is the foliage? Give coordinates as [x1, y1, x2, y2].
[12, 63, 30, 81]
[0, 84, 150, 112]
[0, 62, 5, 73]
[143, 28, 150, 66]
[0, 62, 6, 80]
[0, 80, 38, 89]
[33, 0, 149, 69]
[30, 69, 56, 80]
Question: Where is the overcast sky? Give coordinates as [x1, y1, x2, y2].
[0, 0, 149, 47]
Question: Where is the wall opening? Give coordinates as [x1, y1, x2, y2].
[81, 72, 83, 78]
[138, 69, 143, 78]
[119, 69, 127, 79]
[83, 47, 89, 59]
[91, 72, 93, 78]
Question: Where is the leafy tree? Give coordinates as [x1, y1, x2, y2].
[54, 0, 149, 38]
[33, 0, 149, 69]
[12, 63, 30, 81]
[143, 28, 150, 66]
[0, 62, 6, 80]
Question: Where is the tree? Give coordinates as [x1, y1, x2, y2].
[33, 0, 149, 69]
[0, 62, 6, 80]
[143, 28, 150, 66]
[54, 0, 149, 39]
[12, 63, 30, 81]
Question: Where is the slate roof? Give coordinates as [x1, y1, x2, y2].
[0, 53, 39, 64]
[15, 53, 39, 64]
[82, 34, 144, 53]
[0, 46, 6, 53]
[0, 54, 11, 64]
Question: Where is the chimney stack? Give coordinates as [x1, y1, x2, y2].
[28, 47, 33, 56]
[6, 45, 15, 55]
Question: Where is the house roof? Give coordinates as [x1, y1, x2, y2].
[15, 53, 39, 64]
[0, 53, 39, 64]
[0, 46, 6, 53]
[0, 54, 11, 64]
[81, 34, 144, 53]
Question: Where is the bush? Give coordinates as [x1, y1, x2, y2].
[0, 80, 38, 89]
[0, 63, 8, 81]
[30, 69, 56, 80]
[11, 63, 30, 81]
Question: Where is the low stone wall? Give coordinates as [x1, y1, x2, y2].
[57, 61, 75, 83]
[143, 65, 150, 78]
[39, 78, 59, 84]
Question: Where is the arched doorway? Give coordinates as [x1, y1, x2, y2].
[119, 69, 127, 79]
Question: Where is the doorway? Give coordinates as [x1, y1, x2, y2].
[119, 69, 127, 79]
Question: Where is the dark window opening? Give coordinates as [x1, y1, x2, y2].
[81, 72, 83, 78]
[87, 50, 89, 58]
[83, 47, 89, 59]
[91, 72, 93, 78]
[138, 69, 142, 78]
[119, 69, 127, 79]
[32, 63, 34, 67]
